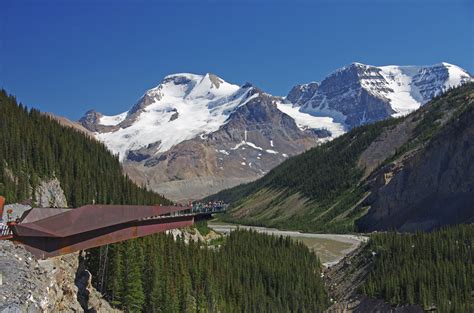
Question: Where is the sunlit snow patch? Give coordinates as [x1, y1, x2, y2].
[99, 112, 127, 126]
[277, 101, 346, 138]
[96, 73, 253, 160]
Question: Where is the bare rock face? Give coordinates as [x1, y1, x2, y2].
[1, 240, 52, 312]
[123, 90, 324, 200]
[300, 64, 395, 128]
[358, 103, 474, 232]
[299, 63, 473, 129]
[0, 240, 119, 313]
[78, 110, 104, 132]
[167, 226, 222, 245]
[34, 178, 68, 208]
[286, 82, 319, 106]
[43, 252, 120, 313]
[134, 176, 253, 203]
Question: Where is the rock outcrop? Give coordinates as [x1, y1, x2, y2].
[286, 82, 320, 106]
[357, 97, 474, 232]
[34, 178, 68, 208]
[0, 240, 118, 313]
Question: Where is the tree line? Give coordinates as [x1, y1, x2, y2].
[0, 89, 169, 207]
[360, 224, 473, 312]
[87, 229, 330, 312]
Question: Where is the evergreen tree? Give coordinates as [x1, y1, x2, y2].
[0, 89, 170, 207]
[89, 229, 330, 312]
[360, 225, 473, 313]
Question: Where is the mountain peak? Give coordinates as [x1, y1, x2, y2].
[286, 82, 320, 106]
[295, 62, 473, 128]
[163, 73, 203, 81]
[350, 62, 370, 67]
[81, 62, 473, 166]
[160, 72, 228, 88]
[205, 73, 224, 88]
[80, 72, 248, 160]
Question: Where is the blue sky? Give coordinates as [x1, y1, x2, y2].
[1, 0, 473, 119]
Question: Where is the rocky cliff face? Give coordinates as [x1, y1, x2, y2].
[300, 64, 395, 128]
[298, 62, 473, 128]
[357, 95, 474, 232]
[0, 240, 118, 313]
[286, 82, 320, 106]
[79, 110, 109, 133]
[34, 178, 68, 208]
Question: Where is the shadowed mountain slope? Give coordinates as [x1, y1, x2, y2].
[207, 84, 474, 233]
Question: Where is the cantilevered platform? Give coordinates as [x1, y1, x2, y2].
[2, 202, 224, 259]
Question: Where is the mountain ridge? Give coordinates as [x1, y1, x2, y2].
[79, 62, 473, 200]
[207, 83, 474, 232]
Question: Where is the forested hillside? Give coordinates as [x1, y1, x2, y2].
[0, 92, 329, 312]
[211, 117, 398, 206]
[360, 225, 473, 312]
[208, 84, 474, 233]
[0, 90, 169, 206]
[88, 229, 329, 312]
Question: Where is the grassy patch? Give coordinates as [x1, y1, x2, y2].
[194, 220, 210, 236]
[208, 236, 226, 246]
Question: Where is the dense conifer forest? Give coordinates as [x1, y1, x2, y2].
[88, 229, 330, 312]
[0, 89, 330, 312]
[360, 225, 473, 312]
[0, 90, 169, 206]
[2, 89, 472, 313]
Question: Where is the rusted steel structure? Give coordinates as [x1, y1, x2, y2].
[0, 196, 13, 240]
[6, 204, 198, 259]
[0, 196, 5, 221]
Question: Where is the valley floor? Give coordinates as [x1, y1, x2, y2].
[208, 222, 367, 266]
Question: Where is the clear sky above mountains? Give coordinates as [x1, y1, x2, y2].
[1, 0, 473, 119]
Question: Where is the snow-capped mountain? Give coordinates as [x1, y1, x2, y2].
[81, 73, 245, 160]
[80, 73, 333, 200]
[80, 63, 472, 200]
[295, 62, 473, 128]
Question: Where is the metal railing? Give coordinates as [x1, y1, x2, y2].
[190, 203, 228, 215]
[141, 203, 228, 221]
[0, 223, 12, 239]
